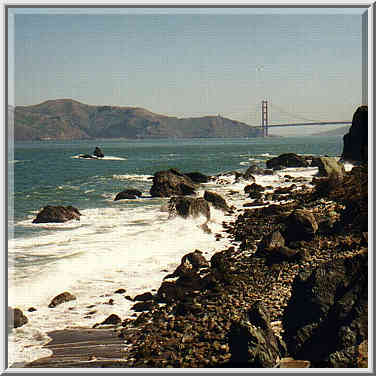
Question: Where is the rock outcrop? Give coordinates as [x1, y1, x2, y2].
[342, 105, 368, 163]
[283, 209, 318, 243]
[282, 252, 368, 367]
[33, 206, 81, 224]
[150, 169, 197, 197]
[266, 153, 309, 169]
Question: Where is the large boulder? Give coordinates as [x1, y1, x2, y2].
[311, 157, 345, 181]
[150, 169, 197, 197]
[266, 153, 309, 169]
[342, 105, 368, 163]
[184, 172, 209, 183]
[93, 146, 104, 158]
[33, 206, 81, 224]
[203, 191, 229, 212]
[114, 189, 142, 201]
[8, 307, 28, 329]
[48, 291, 76, 308]
[228, 302, 286, 367]
[283, 209, 318, 243]
[282, 252, 368, 367]
[168, 196, 210, 221]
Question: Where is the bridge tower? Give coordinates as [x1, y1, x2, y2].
[261, 100, 268, 137]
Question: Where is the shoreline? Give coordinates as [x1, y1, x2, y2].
[20, 156, 368, 369]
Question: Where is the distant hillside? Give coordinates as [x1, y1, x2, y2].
[14, 99, 262, 140]
[312, 125, 351, 137]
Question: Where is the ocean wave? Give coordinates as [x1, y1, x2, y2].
[71, 155, 127, 161]
[112, 174, 152, 182]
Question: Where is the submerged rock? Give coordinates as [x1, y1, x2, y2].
[33, 205, 81, 224]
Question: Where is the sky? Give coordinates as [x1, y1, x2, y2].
[8, 7, 367, 135]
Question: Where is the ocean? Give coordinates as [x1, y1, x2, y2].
[8, 135, 345, 366]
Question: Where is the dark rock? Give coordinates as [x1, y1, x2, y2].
[8, 307, 28, 329]
[131, 301, 154, 312]
[168, 196, 210, 220]
[203, 191, 229, 212]
[114, 288, 126, 294]
[282, 252, 368, 365]
[244, 183, 264, 194]
[93, 146, 104, 158]
[342, 105, 368, 163]
[93, 313, 122, 328]
[311, 157, 345, 181]
[27, 307, 37, 312]
[266, 153, 309, 169]
[150, 169, 197, 197]
[184, 172, 209, 183]
[134, 292, 153, 302]
[114, 189, 142, 201]
[244, 165, 262, 179]
[260, 231, 285, 251]
[283, 209, 318, 243]
[228, 302, 286, 367]
[33, 205, 81, 224]
[48, 292, 76, 308]
[181, 249, 209, 269]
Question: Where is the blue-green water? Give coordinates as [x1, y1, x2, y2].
[12, 136, 342, 226]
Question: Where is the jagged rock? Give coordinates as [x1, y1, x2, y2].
[150, 169, 197, 197]
[311, 157, 345, 181]
[184, 172, 209, 183]
[48, 292, 76, 308]
[8, 307, 28, 329]
[283, 209, 318, 243]
[266, 153, 309, 169]
[203, 191, 229, 212]
[342, 105, 368, 163]
[260, 231, 285, 251]
[114, 189, 142, 201]
[282, 252, 368, 365]
[33, 205, 81, 224]
[168, 196, 210, 220]
[93, 146, 104, 158]
[244, 165, 273, 177]
[228, 302, 286, 367]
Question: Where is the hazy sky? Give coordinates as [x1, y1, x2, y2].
[8, 7, 366, 134]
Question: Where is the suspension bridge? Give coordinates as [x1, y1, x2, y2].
[226, 100, 352, 137]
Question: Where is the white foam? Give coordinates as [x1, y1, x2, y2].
[112, 174, 152, 182]
[71, 155, 127, 161]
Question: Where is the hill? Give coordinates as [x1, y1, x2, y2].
[13, 99, 262, 140]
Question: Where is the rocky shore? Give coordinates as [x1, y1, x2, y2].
[21, 106, 369, 369]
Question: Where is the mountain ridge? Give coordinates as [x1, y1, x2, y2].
[13, 99, 262, 140]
